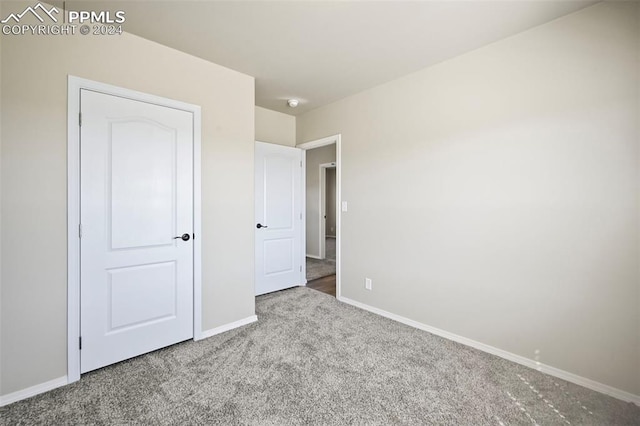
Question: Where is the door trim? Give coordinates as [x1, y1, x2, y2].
[66, 76, 202, 383]
[298, 135, 342, 298]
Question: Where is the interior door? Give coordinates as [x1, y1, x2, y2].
[80, 90, 194, 373]
[255, 142, 303, 295]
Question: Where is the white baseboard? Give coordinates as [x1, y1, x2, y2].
[337, 296, 640, 406]
[196, 315, 258, 341]
[0, 375, 68, 407]
[306, 254, 322, 260]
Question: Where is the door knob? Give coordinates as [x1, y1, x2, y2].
[256, 223, 268, 229]
[174, 233, 191, 241]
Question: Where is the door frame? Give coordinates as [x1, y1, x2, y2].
[66, 76, 202, 383]
[319, 162, 336, 259]
[298, 134, 342, 298]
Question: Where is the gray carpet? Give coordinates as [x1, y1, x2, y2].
[1, 287, 639, 425]
[306, 238, 336, 281]
[325, 237, 336, 261]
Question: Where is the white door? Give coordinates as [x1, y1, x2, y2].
[255, 142, 303, 295]
[80, 90, 194, 373]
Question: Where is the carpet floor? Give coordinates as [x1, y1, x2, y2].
[1, 287, 638, 425]
[306, 238, 336, 281]
[325, 237, 336, 261]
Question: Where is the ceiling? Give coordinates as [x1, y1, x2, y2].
[64, 1, 598, 115]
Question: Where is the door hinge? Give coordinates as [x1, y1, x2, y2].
[79, 112, 82, 127]
[79, 336, 82, 350]
[300, 265, 302, 272]
[193, 233, 195, 240]
[300, 161, 302, 167]
[78, 224, 82, 238]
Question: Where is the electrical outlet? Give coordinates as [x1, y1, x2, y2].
[365, 278, 372, 290]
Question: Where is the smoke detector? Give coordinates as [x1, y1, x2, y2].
[287, 99, 299, 108]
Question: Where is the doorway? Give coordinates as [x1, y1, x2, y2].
[298, 135, 342, 298]
[305, 160, 337, 288]
[320, 163, 337, 260]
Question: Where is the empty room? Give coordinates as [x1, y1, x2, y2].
[1, 0, 639, 424]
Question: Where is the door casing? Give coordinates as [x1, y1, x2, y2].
[67, 76, 203, 384]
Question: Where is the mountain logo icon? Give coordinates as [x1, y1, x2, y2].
[1, 3, 59, 24]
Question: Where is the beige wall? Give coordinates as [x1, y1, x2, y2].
[0, 3, 255, 396]
[305, 144, 336, 257]
[297, 2, 640, 396]
[255, 106, 296, 147]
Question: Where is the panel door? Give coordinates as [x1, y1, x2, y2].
[255, 142, 303, 295]
[80, 90, 193, 373]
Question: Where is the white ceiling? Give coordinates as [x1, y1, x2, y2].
[68, 1, 598, 115]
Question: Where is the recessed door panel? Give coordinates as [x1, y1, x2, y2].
[264, 156, 294, 230]
[108, 262, 177, 332]
[110, 120, 176, 250]
[264, 238, 294, 275]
